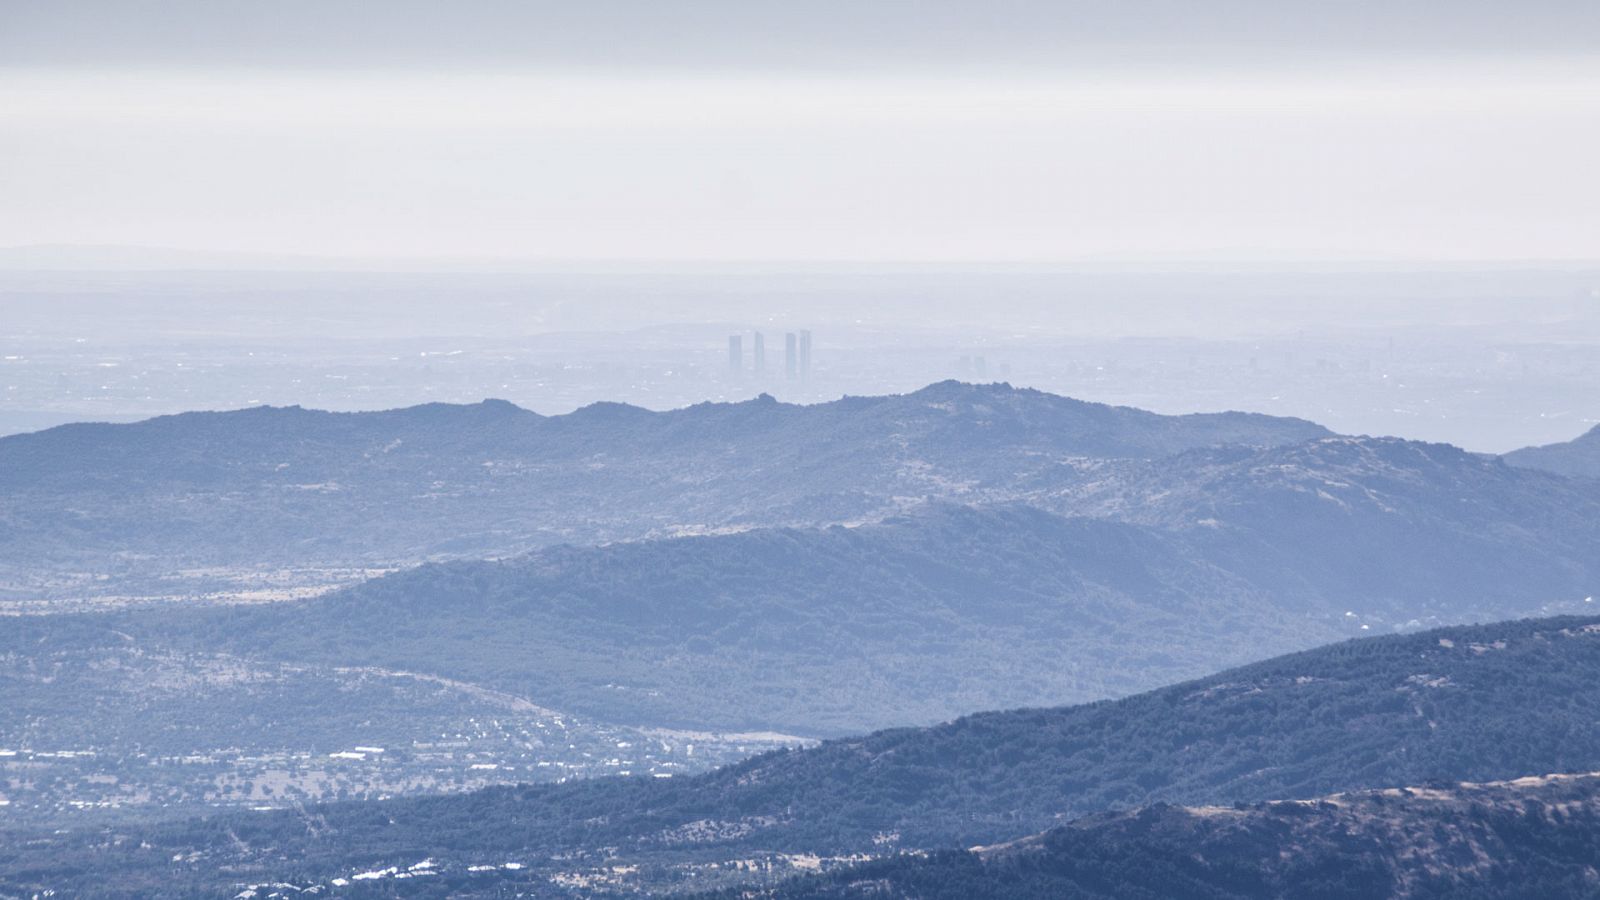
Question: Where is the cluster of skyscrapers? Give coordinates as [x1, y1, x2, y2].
[729, 329, 811, 379]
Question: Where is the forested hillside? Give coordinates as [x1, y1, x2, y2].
[41, 504, 1323, 734]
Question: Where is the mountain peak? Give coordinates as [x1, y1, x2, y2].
[566, 399, 653, 420]
[478, 397, 526, 414]
[909, 380, 1023, 401]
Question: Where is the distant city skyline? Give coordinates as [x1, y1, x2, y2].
[731, 329, 814, 381]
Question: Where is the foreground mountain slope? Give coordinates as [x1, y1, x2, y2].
[748, 772, 1600, 900]
[9, 616, 1600, 897]
[0, 382, 1328, 581]
[1504, 423, 1600, 480]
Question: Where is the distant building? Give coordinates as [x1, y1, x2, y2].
[728, 335, 742, 372]
[785, 332, 798, 379]
[753, 332, 766, 373]
[798, 329, 812, 380]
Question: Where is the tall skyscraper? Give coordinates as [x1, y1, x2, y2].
[728, 335, 742, 373]
[753, 331, 766, 373]
[798, 329, 812, 380]
[785, 332, 798, 379]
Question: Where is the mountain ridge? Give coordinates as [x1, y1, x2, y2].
[0, 382, 1332, 581]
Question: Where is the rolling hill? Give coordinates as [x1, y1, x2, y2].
[3, 504, 1334, 736]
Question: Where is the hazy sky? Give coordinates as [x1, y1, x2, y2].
[3, 1, 1598, 263]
